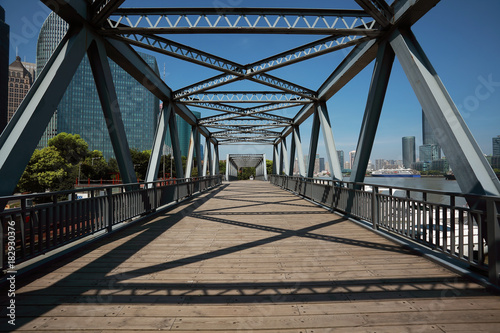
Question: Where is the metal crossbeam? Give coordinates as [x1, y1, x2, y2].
[104, 8, 377, 35]
[174, 73, 316, 99]
[178, 92, 312, 104]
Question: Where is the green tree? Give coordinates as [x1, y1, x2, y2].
[130, 149, 151, 180]
[219, 160, 226, 175]
[81, 150, 109, 180]
[266, 160, 273, 175]
[48, 133, 89, 165]
[18, 147, 73, 193]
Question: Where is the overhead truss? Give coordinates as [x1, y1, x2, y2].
[1, 0, 498, 227]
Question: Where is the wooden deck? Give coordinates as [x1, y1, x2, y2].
[2, 181, 500, 332]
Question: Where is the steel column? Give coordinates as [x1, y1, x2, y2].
[289, 132, 296, 176]
[263, 153, 268, 181]
[317, 102, 342, 180]
[146, 102, 172, 183]
[350, 41, 395, 184]
[185, 126, 196, 178]
[389, 29, 500, 197]
[88, 39, 137, 185]
[292, 126, 306, 177]
[281, 139, 289, 176]
[169, 110, 184, 179]
[195, 127, 202, 178]
[225, 154, 230, 181]
[307, 109, 321, 178]
[202, 138, 210, 176]
[0, 27, 91, 196]
[214, 144, 220, 175]
[272, 144, 280, 175]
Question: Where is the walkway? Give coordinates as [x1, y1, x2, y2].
[2, 181, 500, 332]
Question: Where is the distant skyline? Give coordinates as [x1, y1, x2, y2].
[1, 0, 499, 163]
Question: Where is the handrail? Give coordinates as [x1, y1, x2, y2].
[0, 175, 223, 271]
[269, 174, 500, 286]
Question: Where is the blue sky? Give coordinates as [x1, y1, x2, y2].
[2, 0, 500, 164]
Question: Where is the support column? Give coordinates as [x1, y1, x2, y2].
[307, 109, 321, 178]
[272, 144, 280, 175]
[194, 128, 201, 178]
[169, 110, 184, 179]
[202, 138, 210, 176]
[185, 126, 196, 178]
[146, 102, 172, 183]
[0, 27, 91, 196]
[214, 143, 220, 175]
[292, 126, 306, 177]
[289, 133, 296, 176]
[350, 41, 395, 184]
[317, 102, 342, 180]
[225, 154, 230, 181]
[390, 28, 500, 196]
[281, 139, 289, 176]
[88, 39, 137, 185]
[263, 154, 268, 181]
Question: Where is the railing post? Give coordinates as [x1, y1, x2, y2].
[486, 198, 500, 285]
[153, 181, 157, 211]
[106, 187, 113, 233]
[372, 186, 379, 230]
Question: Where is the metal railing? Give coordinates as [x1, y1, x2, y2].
[270, 175, 500, 286]
[0, 175, 222, 270]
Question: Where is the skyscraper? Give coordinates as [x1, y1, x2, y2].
[337, 150, 344, 170]
[493, 135, 500, 156]
[419, 144, 440, 163]
[402, 136, 415, 168]
[0, 6, 9, 132]
[420, 110, 441, 162]
[7, 56, 33, 123]
[164, 111, 201, 158]
[349, 150, 356, 170]
[37, 12, 159, 159]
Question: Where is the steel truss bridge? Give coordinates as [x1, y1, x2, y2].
[0, 0, 499, 286]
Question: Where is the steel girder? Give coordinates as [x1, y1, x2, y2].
[88, 38, 138, 186]
[350, 41, 394, 184]
[0, 26, 91, 196]
[103, 8, 378, 36]
[3, 0, 496, 209]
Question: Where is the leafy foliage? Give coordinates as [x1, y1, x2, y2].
[48, 132, 89, 165]
[18, 147, 72, 193]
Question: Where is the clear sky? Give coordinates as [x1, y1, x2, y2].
[1, 0, 499, 164]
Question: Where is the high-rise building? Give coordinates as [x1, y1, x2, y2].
[493, 135, 500, 156]
[349, 150, 356, 170]
[164, 111, 201, 158]
[419, 144, 440, 163]
[337, 150, 344, 170]
[402, 136, 415, 168]
[37, 12, 159, 159]
[21, 61, 36, 81]
[8, 56, 33, 123]
[0, 6, 9, 132]
[319, 157, 325, 173]
[421, 111, 441, 162]
[375, 159, 386, 171]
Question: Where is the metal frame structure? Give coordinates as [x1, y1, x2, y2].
[0, 1, 499, 205]
[226, 154, 267, 181]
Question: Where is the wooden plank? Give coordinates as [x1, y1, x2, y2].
[4, 181, 500, 332]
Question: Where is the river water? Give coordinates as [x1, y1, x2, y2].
[343, 176, 464, 205]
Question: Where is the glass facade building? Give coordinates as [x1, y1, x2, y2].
[402, 136, 415, 168]
[37, 12, 159, 160]
[164, 111, 201, 158]
[493, 135, 500, 157]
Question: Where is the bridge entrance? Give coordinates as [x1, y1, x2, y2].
[225, 154, 268, 181]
